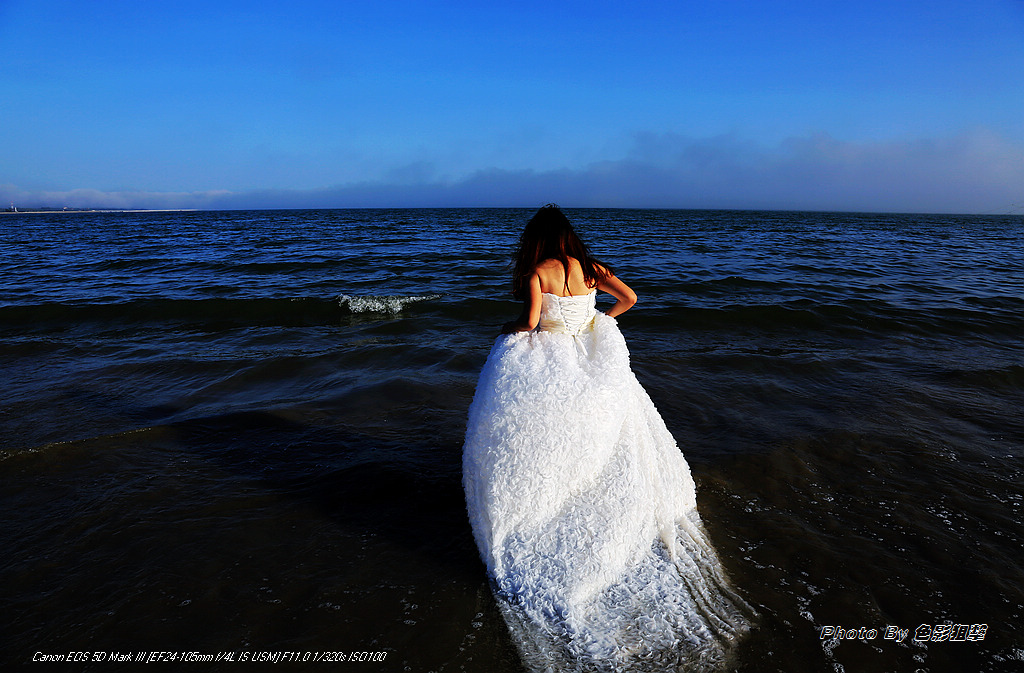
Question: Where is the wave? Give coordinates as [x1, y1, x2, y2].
[629, 298, 1024, 338]
[0, 294, 440, 330]
[943, 364, 1024, 392]
[338, 294, 441, 314]
[3, 291, 1021, 340]
[90, 258, 349, 274]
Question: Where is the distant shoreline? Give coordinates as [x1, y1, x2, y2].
[1, 209, 198, 214]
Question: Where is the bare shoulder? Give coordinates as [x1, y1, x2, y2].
[534, 258, 573, 282]
[535, 258, 565, 270]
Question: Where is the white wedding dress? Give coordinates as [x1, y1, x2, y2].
[463, 292, 751, 672]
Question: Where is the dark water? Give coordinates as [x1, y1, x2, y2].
[2, 208, 1022, 672]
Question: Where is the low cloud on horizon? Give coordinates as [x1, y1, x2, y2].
[4, 129, 1022, 215]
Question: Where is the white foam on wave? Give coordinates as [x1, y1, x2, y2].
[338, 293, 441, 314]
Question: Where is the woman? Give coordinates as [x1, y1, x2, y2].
[463, 205, 750, 672]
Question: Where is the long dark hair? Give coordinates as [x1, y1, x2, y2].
[511, 204, 612, 300]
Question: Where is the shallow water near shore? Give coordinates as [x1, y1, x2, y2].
[2, 208, 1023, 671]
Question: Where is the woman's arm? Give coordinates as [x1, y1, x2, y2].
[501, 273, 543, 334]
[596, 270, 637, 318]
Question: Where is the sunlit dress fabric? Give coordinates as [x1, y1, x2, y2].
[463, 292, 751, 672]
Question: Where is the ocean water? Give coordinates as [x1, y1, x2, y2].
[1, 208, 1022, 672]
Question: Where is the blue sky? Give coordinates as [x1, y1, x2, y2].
[2, 0, 1023, 212]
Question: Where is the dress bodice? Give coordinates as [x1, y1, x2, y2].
[538, 291, 597, 336]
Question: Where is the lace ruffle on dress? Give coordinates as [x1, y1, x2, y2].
[463, 292, 751, 672]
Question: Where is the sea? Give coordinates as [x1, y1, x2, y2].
[1, 208, 1022, 672]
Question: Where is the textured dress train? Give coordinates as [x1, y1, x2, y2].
[463, 292, 751, 672]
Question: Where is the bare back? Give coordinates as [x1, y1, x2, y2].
[501, 256, 637, 333]
[535, 258, 595, 296]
